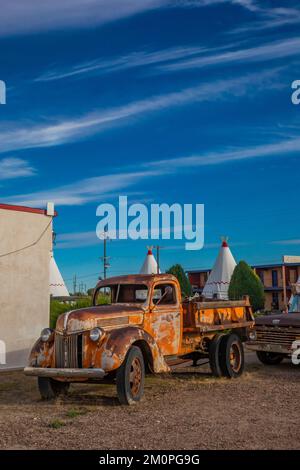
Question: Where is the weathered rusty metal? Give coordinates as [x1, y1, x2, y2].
[247, 323, 300, 354]
[26, 273, 255, 384]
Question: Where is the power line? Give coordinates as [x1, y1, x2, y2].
[0, 218, 52, 259]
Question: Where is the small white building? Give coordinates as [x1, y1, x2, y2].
[140, 247, 160, 275]
[50, 252, 69, 297]
[202, 239, 237, 300]
[0, 203, 54, 370]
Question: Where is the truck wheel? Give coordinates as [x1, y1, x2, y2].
[219, 334, 244, 378]
[38, 377, 70, 400]
[256, 351, 284, 365]
[209, 334, 226, 377]
[116, 346, 145, 405]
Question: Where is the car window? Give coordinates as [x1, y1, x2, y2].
[94, 284, 148, 305]
[153, 284, 177, 306]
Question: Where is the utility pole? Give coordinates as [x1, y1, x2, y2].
[100, 229, 110, 279]
[156, 245, 162, 274]
[73, 274, 77, 294]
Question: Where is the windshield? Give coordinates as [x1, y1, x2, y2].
[94, 284, 149, 306]
[289, 294, 300, 313]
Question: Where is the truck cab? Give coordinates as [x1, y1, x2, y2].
[25, 274, 254, 405]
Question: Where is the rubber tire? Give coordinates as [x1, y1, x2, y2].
[256, 351, 284, 365]
[219, 334, 244, 378]
[209, 334, 226, 377]
[116, 346, 145, 405]
[38, 377, 70, 400]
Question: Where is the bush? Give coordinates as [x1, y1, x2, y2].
[228, 261, 265, 312]
[166, 264, 192, 297]
[50, 297, 92, 328]
[50, 294, 110, 328]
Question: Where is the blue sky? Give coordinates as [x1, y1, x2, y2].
[1, 0, 300, 291]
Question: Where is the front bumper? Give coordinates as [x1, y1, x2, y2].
[246, 341, 290, 354]
[24, 367, 106, 379]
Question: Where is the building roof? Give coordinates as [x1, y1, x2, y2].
[187, 262, 300, 274]
[0, 202, 57, 216]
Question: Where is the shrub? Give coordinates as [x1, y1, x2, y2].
[50, 297, 92, 328]
[228, 261, 265, 312]
[166, 264, 192, 297]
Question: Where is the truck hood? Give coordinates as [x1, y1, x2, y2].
[255, 312, 300, 327]
[56, 304, 144, 333]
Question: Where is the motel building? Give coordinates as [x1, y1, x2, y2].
[0, 202, 55, 370]
[187, 256, 300, 312]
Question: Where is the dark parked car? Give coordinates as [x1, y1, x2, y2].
[247, 286, 300, 365]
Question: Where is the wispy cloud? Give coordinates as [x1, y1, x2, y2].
[271, 239, 300, 246]
[146, 136, 300, 170]
[34, 46, 206, 82]
[5, 129, 300, 208]
[0, 0, 257, 37]
[0, 0, 171, 37]
[3, 170, 158, 206]
[230, 6, 300, 33]
[0, 68, 281, 154]
[56, 231, 98, 249]
[0, 157, 36, 180]
[158, 37, 300, 72]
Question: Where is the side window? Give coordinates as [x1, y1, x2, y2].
[153, 284, 177, 306]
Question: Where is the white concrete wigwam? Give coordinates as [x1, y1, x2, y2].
[140, 246, 161, 275]
[50, 252, 69, 297]
[202, 238, 237, 300]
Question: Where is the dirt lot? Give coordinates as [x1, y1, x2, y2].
[0, 351, 299, 450]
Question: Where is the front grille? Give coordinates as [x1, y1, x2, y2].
[256, 326, 300, 350]
[55, 333, 82, 368]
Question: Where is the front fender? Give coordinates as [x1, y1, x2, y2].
[27, 337, 54, 368]
[96, 326, 170, 373]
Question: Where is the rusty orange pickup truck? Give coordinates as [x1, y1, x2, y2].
[24, 274, 254, 405]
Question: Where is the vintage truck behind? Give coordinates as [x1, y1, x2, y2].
[25, 274, 254, 405]
[247, 284, 300, 365]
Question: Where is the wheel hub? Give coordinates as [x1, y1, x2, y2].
[129, 357, 142, 396]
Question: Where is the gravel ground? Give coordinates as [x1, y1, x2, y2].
[0, 351, 299, 450]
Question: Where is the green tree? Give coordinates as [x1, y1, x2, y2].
[228, 261, 265, 311]
[167, 264, 192, 297]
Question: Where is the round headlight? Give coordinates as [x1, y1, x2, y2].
[249, 330, 257, 341]
[89, 327, 103, 342]
[40, 328, 53, 342]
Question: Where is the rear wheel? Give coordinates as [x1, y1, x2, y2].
[116, 346, 145, 405]
[219, 334, 244, 378]
[209, 334, 226, 377]
[256, 351, 284, 365]
[38, 377, 70, 400]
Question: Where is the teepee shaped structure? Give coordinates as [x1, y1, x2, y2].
[202, 238, 237, 300]
[140, 247, 160, 275]
[50, 252, 69, 297]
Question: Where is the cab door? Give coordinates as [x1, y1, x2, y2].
[143, 282, 181, 356]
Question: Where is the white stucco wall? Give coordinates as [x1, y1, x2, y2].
[0, 206, 53, 370]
